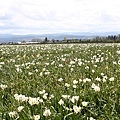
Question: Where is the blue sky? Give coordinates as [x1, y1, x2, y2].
[0, 0, 120, 35]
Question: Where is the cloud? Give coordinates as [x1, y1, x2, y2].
[0, 0, 120, 34]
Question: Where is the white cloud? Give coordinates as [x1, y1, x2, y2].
[0, 0, 120, 34]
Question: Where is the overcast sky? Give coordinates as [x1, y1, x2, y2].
[0, 0, 120, 35]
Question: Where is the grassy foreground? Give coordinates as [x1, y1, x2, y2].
[0, 44, 120, 120]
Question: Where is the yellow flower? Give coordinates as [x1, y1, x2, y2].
[105, 66, 108, 70]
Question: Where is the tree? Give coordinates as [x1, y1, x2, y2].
[44, 37, 48, 42]
[21, 40, 26, 43]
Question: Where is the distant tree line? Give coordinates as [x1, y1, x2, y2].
[93, 35, 120, 41]
[1, 34, 120, 45]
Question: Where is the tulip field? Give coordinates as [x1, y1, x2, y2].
[0, 43, 120, 120]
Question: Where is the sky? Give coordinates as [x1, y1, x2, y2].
[0, 0, 120, 35]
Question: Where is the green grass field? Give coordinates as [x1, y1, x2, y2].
[0, 44, 120, 120]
